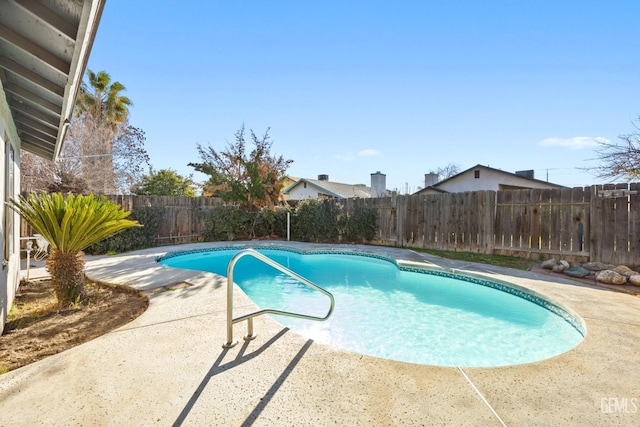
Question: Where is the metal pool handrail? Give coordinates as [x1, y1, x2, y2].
[223, 248, 335, 348]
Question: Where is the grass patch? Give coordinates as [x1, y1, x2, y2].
[415, 249, 534, 270]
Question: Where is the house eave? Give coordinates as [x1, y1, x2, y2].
[434, 164, 566, 189]
[0, 0, 106, 161]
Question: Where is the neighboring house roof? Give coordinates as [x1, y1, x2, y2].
[280, 175, 299, 186]
[414, 164, 565, 195]
[416, 186, 448, 194]
[279, 176, 298, 200]
[0, 0, 105, 160]
[284, 178, 372, 199]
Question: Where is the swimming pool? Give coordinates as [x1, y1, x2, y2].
[158, 246, 585, 367]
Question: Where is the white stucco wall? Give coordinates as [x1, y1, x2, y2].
[286, 182, 333, 200]
[1, 82, 22, 334]
[436, 168, 559, 193]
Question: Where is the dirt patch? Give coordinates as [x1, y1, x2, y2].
[0, 278, 148, 373]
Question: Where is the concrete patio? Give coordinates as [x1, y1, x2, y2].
[1, 241, 639, 426]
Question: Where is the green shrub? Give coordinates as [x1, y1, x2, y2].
[247, 209, 272, 238]
[292, 198, 341, 242]
[249, 205, 291, 238]
[198, 200, 376, 243]
[200, 206, 253, 241]
[340, 204, 377, 243]
[86, 207, 164, 254]
[201, 205, 293, 241]
[271, 206, 291, 238]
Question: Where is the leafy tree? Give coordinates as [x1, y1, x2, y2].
[133, 168, 197, 196]
[592, 116, 640, 181]
[189, 125, 293, 209]
[9, 193, 139, 306]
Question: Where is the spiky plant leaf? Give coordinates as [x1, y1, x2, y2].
[9, 193, 139, 253]
[8, 193, 140, 306]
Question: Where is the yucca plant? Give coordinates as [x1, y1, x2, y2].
[9, 193, 140, 306]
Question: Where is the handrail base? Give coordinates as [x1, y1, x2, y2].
[222, 340, 239, 349]
[221, 334, 255, 349]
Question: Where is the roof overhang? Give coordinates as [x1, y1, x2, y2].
[0, 0, 105, 161]
[283, 178, 344, 199]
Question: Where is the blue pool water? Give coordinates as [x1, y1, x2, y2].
[159, 247, 585, 367]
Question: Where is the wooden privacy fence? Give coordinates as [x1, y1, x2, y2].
[590, 183, 640, 266]
[20, 195, 224, 247]
[346, 192, 496, 253]
[18, 183, 640, 265]
[104, 195, 224, 245]
[494, 187, 590, 260]
[359, 183, 640, 266]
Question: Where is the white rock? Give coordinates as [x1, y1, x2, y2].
[628, 274, 640, 287]
[552, 260, 570, 273]
[595, 270, 628, 285]
[612, 265, 637, 278]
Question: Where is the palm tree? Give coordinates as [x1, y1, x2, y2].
[9, 193, 139, 306]
[74, 69, 132, 126]
[72, 69, 134, 194]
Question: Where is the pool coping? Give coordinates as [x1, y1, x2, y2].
[2, 241, 639, 426]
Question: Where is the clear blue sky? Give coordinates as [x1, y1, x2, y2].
[87, 0, 640, 193]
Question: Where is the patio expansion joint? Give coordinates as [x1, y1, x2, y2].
[457, 367, 508, 427]
[581, 316, 640, 328]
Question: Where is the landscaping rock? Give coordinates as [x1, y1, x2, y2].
[629, 274, 640, 287]
[564, 266, 591, 278]
[541, 259, 557, 270]
[582, 261, 614, 271]
[612, 265, 638, 278]
[552, 260, 570, 273]
[595, 270, 628, 285]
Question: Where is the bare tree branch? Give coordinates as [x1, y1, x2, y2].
[591, 116, 640, 181]
[437, 163, 460, 180]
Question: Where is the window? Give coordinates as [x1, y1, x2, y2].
[474, 170, 480, 179]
